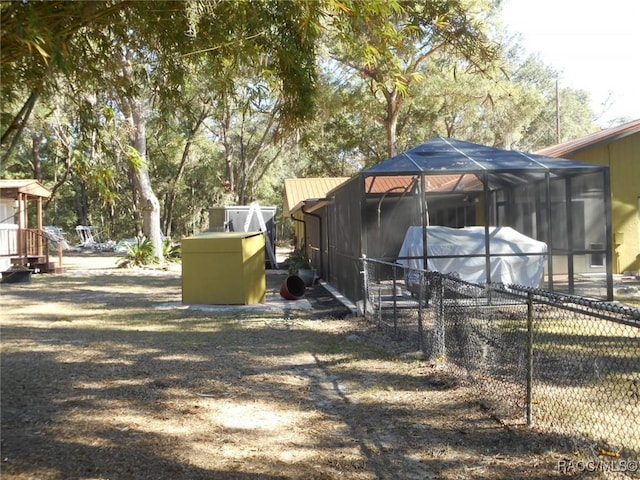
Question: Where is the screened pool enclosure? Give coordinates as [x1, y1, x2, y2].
[298, 137, 613, 303]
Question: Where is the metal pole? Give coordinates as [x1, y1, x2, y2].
[377, 288, 382, 328]
[420, 174, 428, 272]
[436, 276, 446, 359]
[526, 292, 534, 426]
[361, 256, 368, 319]
[603, 168, 614, 301]
[565, 177, 574, 294]
[482, 172, 492, 285]
[545, 172, 554, 292]
[392, 264, 398, 338]
[418, 274, 424, 352]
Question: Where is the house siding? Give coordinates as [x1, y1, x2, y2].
[564, 132, 640, 273]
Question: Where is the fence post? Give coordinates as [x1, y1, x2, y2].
[435, 275, 446, 359]
[417, 272, 425, 352]
[393, 264, 398, 338]
[526, 291, 534, 427]
[377, 288, 382, 327]
[361, 256, 368, 320]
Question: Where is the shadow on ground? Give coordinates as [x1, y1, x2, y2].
[0, 268, 601, 479]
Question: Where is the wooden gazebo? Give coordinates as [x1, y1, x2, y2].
[0, 179, 64, 274]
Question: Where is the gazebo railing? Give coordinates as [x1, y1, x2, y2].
[0, 227, 63, 270]
[23, 228, 49, 259]
[0, 224, 19, 256]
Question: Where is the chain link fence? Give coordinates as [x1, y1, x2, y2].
[361, 257, 640, 458]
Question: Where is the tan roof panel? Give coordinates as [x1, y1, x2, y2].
[283, 177, 350, 216]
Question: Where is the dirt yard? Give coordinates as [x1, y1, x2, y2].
[0, 252, 620, 479]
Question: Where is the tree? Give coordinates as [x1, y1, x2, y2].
[1, 1, 129, 156]
[327, 0, 500, 158]
[208, 78, 293, 205]
[298, 66, 385, 172]
[2, 0, 600, 253]
[2, 0, 322, 260]
[157, 105, 209, 238]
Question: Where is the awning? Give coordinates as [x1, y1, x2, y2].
[0, 179, 52, 199]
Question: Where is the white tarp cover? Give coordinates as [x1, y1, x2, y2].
[398, 226, 547, 287]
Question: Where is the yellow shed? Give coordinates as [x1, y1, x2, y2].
[182, 232, 266, 305]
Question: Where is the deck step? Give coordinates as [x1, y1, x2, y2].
[11, 255, 47, 265]
[36, 262, 66, 274]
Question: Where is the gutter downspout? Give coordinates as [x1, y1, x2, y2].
[302, 204, 323, 278]
[290, 213, 306, 251]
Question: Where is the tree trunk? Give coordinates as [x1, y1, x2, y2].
[221, 104, 236, 204]
[76, 180, 89, 226]
[118, 47, 163, 262]
[130, 100, 164, 264]
[1, 89, 41, 166]
[163, 109, 205, 236]
[129, 169, 143, 237]
[30, 132, 44, 180]
[383, 89, 403, 158]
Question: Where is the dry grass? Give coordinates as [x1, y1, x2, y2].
[0, 253, 627, 479]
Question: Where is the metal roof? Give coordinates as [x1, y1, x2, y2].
[0, 179, 51, 198]
[363, 136, 607, 176]
[283, 177, 349, 216]
[364, 174, 482, 194]
[535, 119, 640, 157]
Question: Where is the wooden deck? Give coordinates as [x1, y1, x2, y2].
[1, 228, 65, 274]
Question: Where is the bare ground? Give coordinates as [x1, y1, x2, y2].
[0, 252, 620, 479]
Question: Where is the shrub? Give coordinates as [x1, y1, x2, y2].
[286, 248, 311, 274]
[163, 238, 181, 262]
[117, 236, 157, 268]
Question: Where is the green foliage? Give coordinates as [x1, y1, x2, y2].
[163, 238, 181, 262]
[0, 0, 602, 251]
[117, 236, 157, 268]
[299, 72, 384, 172]
[124, 145, 146, 170]
[286, 248, 311, 274]
[326, 0, 501, 157]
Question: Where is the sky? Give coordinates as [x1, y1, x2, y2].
[500, 0, 640, 126]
